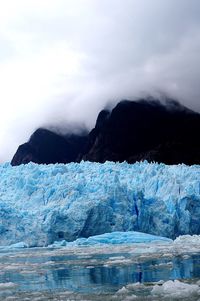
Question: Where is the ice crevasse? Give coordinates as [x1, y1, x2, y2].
[0, 161, 199, 247]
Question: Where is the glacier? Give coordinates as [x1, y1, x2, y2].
[0, 161, 200, 247]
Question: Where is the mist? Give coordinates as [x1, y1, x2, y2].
[1, 0, 200, 162]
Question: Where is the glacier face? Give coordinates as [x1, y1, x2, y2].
[0, 161, 200, 247]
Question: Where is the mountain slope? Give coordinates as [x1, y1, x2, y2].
[11, 99, 200, 165]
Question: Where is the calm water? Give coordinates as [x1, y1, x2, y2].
[0, 244, 199, 300]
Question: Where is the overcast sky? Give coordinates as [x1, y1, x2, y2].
[1, 0, 200, 162]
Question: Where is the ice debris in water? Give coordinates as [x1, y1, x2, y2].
[0, 161, 200, 247]
[174, 234, 200, 244]
[151, 280, 200, 298]
[114, 280, 200, 300]
[0, 241, 28, 250]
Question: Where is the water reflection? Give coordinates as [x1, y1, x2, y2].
[0, 249, 199, 294]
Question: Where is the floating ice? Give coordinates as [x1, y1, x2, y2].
[0, 161, 200, 247]
[0, 238, 199, 300]
[0, 282, 18, 290]
[174, 234, 200, 244]
[0, 242, 28, 250]
[50, 231, 172, 247]
[151, 280, 200, 298]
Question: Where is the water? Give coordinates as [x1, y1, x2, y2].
[0, 243, 200, 300]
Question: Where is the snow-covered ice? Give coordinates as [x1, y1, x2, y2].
[0, 161, 200, 246]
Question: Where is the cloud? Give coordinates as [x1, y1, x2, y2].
[0, 0, 200, 161]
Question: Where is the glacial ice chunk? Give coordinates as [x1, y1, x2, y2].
[50, 231, 172, 247]
[151, 280, 200, 298]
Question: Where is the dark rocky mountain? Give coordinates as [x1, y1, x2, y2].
[11, 128, 88, 165]
[11, 99, 200, 166]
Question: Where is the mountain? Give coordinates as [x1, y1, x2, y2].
[11, 128, 88, 165]
[11, 98, 200, 166]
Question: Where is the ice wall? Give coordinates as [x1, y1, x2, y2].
[0, 161, 199, 247]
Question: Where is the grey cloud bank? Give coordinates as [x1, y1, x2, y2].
[0, 0, 200, 161]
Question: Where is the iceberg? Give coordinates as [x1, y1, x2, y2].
[0, 161, 200, 247]
[49, 231, 172, 247]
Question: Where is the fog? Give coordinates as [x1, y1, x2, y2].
[0, 0, 200, 161]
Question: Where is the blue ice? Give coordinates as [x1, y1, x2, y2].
[50, 231, 172, 247]
[0, 161, 199, 247]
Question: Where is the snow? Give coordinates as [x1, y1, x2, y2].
[0, 161, 200, 247]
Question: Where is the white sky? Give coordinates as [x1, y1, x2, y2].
[0, 0, 200, 162]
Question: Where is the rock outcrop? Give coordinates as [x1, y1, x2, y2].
[11, 128, 88, 165]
